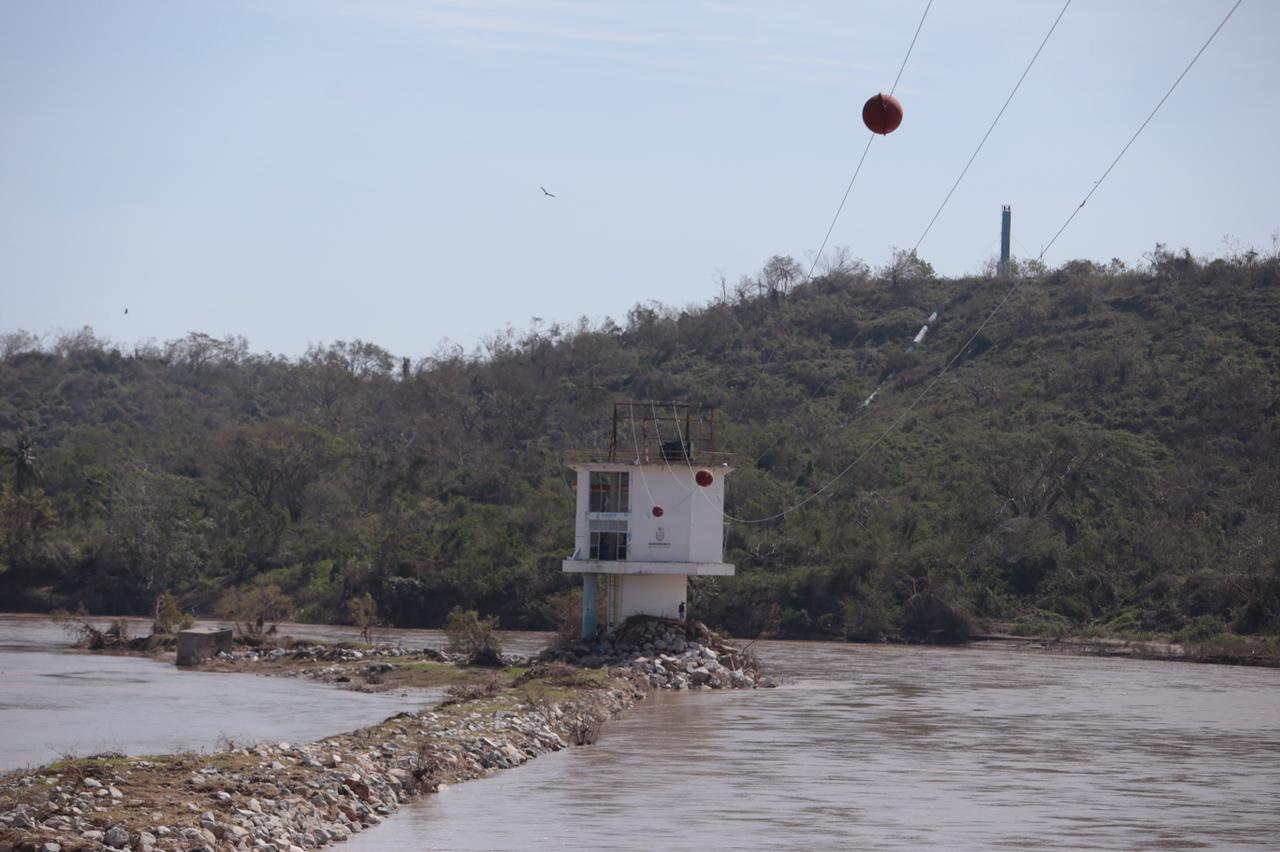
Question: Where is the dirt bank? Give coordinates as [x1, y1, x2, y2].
[968, 633, 1280, 668]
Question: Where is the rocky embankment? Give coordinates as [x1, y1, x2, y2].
[205, 644, 486, 667]
[1, 617, 771, 851]
[0, 663, 643, 852]
[543, 617, 777, 690]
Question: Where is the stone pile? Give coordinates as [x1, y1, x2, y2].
[0, 679, 643, 852]
[544, 617, 777, 690]
[212, 644, 532, 669]
[215, 644, 422, 664]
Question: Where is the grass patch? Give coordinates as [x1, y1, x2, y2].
[380, 662, 528, 691]
[511, 664, 610, 703]
[45, 755, 133, 774]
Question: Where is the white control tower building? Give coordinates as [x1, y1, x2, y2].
[563, 403, 734, 637]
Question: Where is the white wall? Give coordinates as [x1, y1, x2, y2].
[618, 573, 687, 621]
[573, 468, 591, 558]
[628, 466, 693, 562]
[689, 468, 727, 563]
[574, 464, 729, 562]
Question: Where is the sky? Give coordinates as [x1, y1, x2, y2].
[1, 0, 1276, 360]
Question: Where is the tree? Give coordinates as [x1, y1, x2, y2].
[759, 255, 803, 299]
[347, 593, 380, 643]
[219, 583, 294, 637]
[2, 433, 41, 493]
[212, 420, 341, 521]
[0, 486, 57, 572]
[104, 467, 211, 604]
[152, 591, 192, 635]
[884, 248, 934, 284]
[444, 607, 503, 666]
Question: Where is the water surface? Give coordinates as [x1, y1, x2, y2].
[346, 641, 1280, 851]
[0, 615, 545, 771]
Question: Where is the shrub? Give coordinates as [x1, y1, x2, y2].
[569, 718, 603, 746]
[898, 588, 974, 644]
[1171, 614, 1227, 644]
[346, 593, 380, 643]
[152, 592, 182, 635]
[219, 583, 294, 636]
[541, 589, 584, 644]
[444, 607, 503, 665]
[841, 581, 899, 642]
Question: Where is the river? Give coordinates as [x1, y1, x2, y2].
[4, 618, 1278, 849]
[346, 640, 1280, 851]
[0, 615, 543, 772]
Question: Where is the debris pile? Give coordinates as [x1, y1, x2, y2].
[209, 644, 532, 668]
[543, 617, 777, 690]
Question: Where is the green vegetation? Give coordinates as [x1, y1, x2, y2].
[346, 592, 380, 643]
[443, 607, 503, 665]
[1, 245, 1277, 644]
[218, 583, 294, 637]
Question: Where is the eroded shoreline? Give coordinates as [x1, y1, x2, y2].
[0, 617, 771, 852]
[0, 662, 646, 852]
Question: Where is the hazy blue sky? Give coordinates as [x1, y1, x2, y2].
[2, 1, 1276, 359]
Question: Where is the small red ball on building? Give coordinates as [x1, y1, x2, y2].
[862, 92, 903, 135]
[695, 469, 714, 487]
[652, 505, 664, 517]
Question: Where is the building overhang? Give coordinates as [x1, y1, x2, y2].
[567, 461, 735, 475]
[562, 560, 735, 577]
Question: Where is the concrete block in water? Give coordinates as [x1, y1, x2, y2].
[176, 627, 233, 666]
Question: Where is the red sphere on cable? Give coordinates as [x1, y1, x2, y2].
[862, 92, 903, 135]
[695, 469, 714, 488]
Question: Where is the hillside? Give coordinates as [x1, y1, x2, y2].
[1, 245, 1277, 643]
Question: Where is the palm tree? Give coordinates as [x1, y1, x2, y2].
[2, 433, 40, 493]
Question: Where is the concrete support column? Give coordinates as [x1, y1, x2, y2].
[581, 573, 598, 639]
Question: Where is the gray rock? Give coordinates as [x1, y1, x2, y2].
[104, 824, 129, 846]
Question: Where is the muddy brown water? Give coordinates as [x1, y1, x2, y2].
[343, 640, 1280, 851]
[0, 615, 547, 772]
[5, 618, 1279, 849]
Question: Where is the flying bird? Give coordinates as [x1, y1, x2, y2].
[540, 186, 556, 198]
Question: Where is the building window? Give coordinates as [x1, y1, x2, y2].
[589, 472, 630, 513]
[590, 531, 628, 561]
[589, 519, 627, 561]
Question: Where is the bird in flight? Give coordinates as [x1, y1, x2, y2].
[540, 186, 556, 198]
